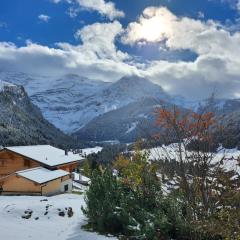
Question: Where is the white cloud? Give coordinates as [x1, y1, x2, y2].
[67, 7, 80, 18]
[122, 7, 177, 45]
[0, 21, 137, 81]
[53, 0, 124, 20]
[198, 11, 205, 19]
[77, 0, 124, 20]
[1, 7, 240, 100]
[237, 0, 240, 10]
[38, 14, 51, 23]
[74, 21, 128, 61]
[122, 7, 240, 99]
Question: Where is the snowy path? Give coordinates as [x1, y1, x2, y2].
[0, 194, 116, 240]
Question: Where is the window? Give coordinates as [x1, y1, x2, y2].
[64, 184, 69, 192]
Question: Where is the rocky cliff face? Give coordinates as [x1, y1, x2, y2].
[0, 80, 76, 147]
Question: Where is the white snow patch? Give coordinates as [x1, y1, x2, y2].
[0, 194, 116, 240]
[17, 167, 69, 184]
[148, 145, 240, 174]
[126, 122, 138, 134]
[0, 80, 16, 92]
[81, 146, 103, 156]
[73, 172, 90, 183]
[5, 145, 83, 167]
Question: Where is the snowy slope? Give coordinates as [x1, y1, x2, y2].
[0, 72, 110, 133]
[0, 71, 170, 133]
[0, 79, 76, 147]
[0, 194, 116, 240]
[0, 80, 16, 92]
[81, 146, 103, 156]
[148, 144, 240, 174]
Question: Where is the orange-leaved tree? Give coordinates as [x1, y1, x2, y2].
[154, 105, 226, 220]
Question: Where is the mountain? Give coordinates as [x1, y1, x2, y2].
[4, 70, 240, 145]
[75, 95, 240, 143]
[101, 75, 169, 102]
[197, 98, 240, 115]
[0, 71, 110, 133]
[0, 80, 77, 147]
[0, 72, 170, 133]
[74, 98, 179, 143]
[203, 98, 240, 148]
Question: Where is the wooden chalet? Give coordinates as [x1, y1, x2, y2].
[0, 145, 83, 196]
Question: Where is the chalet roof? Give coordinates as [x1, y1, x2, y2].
[16, 167, 69, 184]
[4, 145, 83, 167]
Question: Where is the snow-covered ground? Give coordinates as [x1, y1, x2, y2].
[148, 144, 240, 174]
[81, 146, 103, 156]
[0, 193, 116, 240]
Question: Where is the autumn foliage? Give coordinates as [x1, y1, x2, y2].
[154, 105, 240, 239]
[155, 106, 215, 145]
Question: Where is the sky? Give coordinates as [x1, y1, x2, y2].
[0, 0, 240, 99]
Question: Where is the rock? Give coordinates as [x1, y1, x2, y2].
[40, 199, 48, 202]
[23, 209, 33, 219]
[58, 211, 65, 217]
[67, 207, 74, 218]
[22, 214, 31, 219]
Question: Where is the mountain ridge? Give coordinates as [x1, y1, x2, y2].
[0, 80, 78, 147]
[2, 71, 240, 145]
[0, 72, 169, 133]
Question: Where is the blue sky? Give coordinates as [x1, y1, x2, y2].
[0, 0, 240, 99]
[0, 0, 238, 48]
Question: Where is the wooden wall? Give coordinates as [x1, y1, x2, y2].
[57, 162, 78, 173]
[61, 175, 71, 182]
[0, 150, 40, 177]
[41, 176, 72, 195]
[41, 178, 62, 196]
[2, 174, 41, 193]
[1, 175, 71, 196]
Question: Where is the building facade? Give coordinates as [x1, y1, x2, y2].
[0, 145, 83, 196]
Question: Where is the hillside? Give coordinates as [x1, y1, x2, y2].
[0, 80, 77, 147]
[0, 72, 169, 133]
[74, 98, 186, 142]
[3, 71, 240, 146]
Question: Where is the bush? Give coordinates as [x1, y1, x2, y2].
[82, 165, 200, 239]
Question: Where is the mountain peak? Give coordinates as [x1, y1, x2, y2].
[117, 75, 159, 87]
[106, 75, 169, 100]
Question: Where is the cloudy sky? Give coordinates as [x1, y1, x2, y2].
[1, 0, 240, 99]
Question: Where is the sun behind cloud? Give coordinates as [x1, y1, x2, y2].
[122, 7, 175, 44]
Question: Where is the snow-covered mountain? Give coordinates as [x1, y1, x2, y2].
[3, 70, 240, 144]
[74, 97, 162, 142]
[0, 71, 170, 133]
[0, 79, 77, 146]
[74, 97, 189, 142]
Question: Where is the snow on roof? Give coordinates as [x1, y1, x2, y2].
[16, 167, 69, 184]
[5, 145, 83, 167]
